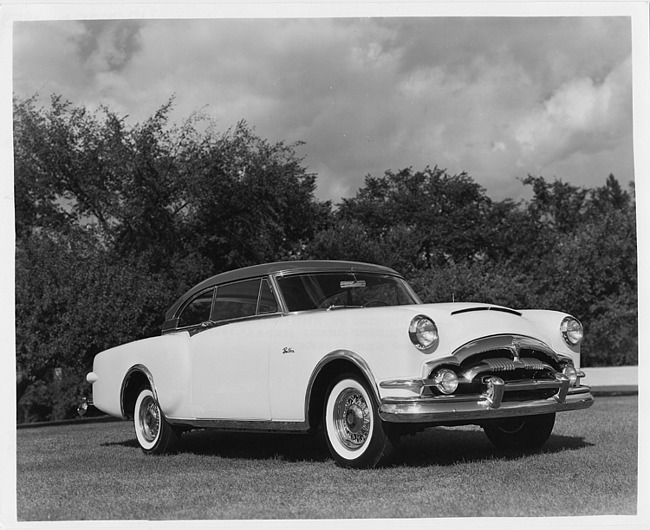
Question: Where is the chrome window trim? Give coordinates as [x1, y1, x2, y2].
[164, 260, 400, 321]
[174, 286, 216, 330]
[167, 275, 284, 333]
[271, 271, 420, 313]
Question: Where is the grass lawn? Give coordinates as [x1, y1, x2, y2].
[16, 395, 638, 521]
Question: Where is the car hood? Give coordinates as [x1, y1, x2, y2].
[403, 302, 560, 356]
[273, 301, 573, 382]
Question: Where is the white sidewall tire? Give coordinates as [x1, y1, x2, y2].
[325, 377, 375, 461]
[134, 388, 160, 452]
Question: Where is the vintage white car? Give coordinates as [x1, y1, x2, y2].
[83, 260, 594, 468]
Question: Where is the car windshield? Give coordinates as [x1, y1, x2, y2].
[276, 272, 420, 312]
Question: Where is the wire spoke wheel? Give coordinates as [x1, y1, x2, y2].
[333, 388, 371, 450]
[324, 374, 398, 468]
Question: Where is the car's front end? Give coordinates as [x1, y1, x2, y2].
[375, 304, 594, 426]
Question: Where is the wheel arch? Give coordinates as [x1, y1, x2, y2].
[120, 364, 158, 419]
[305, 351, 379, 432]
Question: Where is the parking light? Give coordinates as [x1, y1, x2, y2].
[433, 369, 458, 394]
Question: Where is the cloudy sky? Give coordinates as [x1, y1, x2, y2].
[12, 12, 635, 204]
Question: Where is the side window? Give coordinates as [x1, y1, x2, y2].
[178, 288, 214, 328]
[213, 279, 260, 322]
[257, 278, 278, 315]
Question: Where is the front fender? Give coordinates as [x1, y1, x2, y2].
[519, 310, 582, 367]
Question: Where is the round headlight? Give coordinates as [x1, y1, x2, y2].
[561, 316, 584, 346]
[409, 315, 439, 352]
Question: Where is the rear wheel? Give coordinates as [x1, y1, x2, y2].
[134, 387, 179, 454]
[323, 374, 398, 468]
[483, 413, 555, 450]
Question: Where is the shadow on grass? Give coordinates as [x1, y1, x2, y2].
[101, 437, 141, 449]
[102, 426, 594, 467]
[391, 428, 594, 467]
[100, 429, 331, 462]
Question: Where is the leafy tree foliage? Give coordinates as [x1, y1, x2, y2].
[336, 167, 492, 269]
[14, 95, 637, 421]
[307, 169, 637, 367]
[14, 95, 329, 420]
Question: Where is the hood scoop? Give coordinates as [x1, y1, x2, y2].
[451, 306, 522, 317]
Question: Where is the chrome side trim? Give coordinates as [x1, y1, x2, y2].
[379, 385, 594, 424]
[166, 417, 310, 433]
[120, 364, 158, 419]
[380, 379, 425, 391]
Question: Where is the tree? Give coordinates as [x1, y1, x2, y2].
[324, 170, 637, 366]
[180, 120, 331, 272]
[337, 166, 493, 269]
[14, 95, 331, 420]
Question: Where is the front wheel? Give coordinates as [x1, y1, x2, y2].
[134, 387, 179, 455]
[323, 374, 398, 468]
[482, 413, 555, 450]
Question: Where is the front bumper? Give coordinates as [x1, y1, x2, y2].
[379, 385, 594, 424]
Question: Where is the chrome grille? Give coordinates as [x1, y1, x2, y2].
[479, 357, 550, 372]
[422, 334, 565, 398]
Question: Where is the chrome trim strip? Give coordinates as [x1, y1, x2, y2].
[120, 364, 158, 419]
[378, 386, 594, 423]
[381, 375, 565, 394]
[268, 274, 290, 314]
[499, 378, 565, 393]
[166, 417, 310, 433]
[380, 379, 425, 391]
[304, 350, 380, 423]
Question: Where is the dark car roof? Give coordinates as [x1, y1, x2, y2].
[164, 260, 400, 322]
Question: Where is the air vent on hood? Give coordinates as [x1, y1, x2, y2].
[451, 306, 522, 317]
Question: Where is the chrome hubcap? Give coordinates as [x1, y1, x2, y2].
[334, 389, 371, 450]
[139, 396, 160, 443]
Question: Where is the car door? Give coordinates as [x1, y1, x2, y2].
[189, 278, 280, 420]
